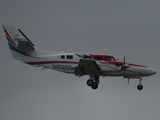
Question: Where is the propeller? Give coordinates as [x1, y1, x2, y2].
[121, 55, 130, 84]
[128, 78, 130, 85]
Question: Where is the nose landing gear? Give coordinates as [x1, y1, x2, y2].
[137, 78, 143, 90]
[137, 84, 143, 90]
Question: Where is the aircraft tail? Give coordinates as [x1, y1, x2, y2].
[3, 25, 56, 61]
[3, 25, 36, 59]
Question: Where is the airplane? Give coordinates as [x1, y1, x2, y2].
[3, 25, 157, 90]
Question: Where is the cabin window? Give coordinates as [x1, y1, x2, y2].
[67, 55, 73, 59]
[94, 56, 102, 60]
[61, 55, 65, 59]
[106, 56, 114, 61]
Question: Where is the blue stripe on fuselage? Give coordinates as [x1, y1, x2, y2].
[8, 42, 42, 59]
[75, 53, 83, 58]
[8, 42, 26, 55]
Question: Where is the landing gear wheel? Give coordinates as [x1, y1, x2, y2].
[91, 83, 98, 90]
[87, 79, 94, 86]
[137, 84, 143, 90]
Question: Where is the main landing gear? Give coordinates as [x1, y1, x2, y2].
[87, 79, 98, 89]
[87, 75, 99, 90]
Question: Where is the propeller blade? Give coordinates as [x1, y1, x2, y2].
[121, 55, 130, 82]
[123, 67, 126, 81]
[128, 78, 130, 85]
[123, 67, 125, 76]
[123, 55, 126, 77]
[121, 55, 126, 71]
[124, 55, 126, 65]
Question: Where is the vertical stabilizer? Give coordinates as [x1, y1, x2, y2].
[3, 25, 35, 59]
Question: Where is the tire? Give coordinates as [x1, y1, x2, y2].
[137, 85, 143, 90]
[91, 83, 98, 90]
[87, 79, 93, 86]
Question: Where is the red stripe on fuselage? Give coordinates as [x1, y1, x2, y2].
[99, 61, 147, 68]
[99, 61, 123, 66]
[127, 63, 147, 67]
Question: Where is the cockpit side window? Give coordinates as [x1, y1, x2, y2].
[106, 56, 115, 61]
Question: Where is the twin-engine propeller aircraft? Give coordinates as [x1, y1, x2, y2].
[3, 25, 157, 90]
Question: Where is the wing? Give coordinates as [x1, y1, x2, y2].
[74, 59, 101, 76]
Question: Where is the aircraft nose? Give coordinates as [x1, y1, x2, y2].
[149, 68, 157, 75]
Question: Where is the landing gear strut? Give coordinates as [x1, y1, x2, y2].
[137, 78, 143, 90]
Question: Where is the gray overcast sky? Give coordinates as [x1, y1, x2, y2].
[0, 1, 160, 120]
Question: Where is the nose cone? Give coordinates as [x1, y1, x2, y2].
[149, 68, 157, 76]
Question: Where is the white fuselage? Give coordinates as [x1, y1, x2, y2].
[24, 53, 156, 78]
